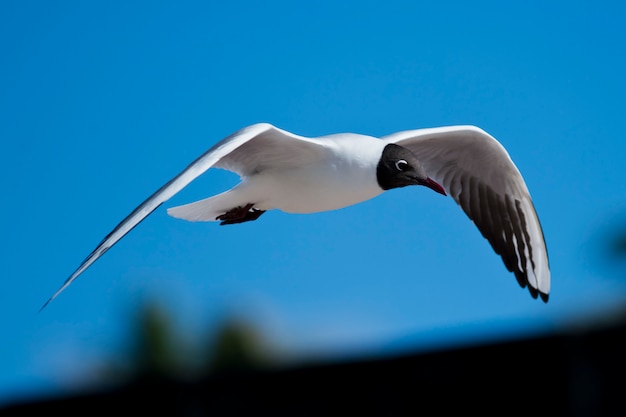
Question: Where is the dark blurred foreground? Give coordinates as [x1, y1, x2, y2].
[4, 318, 625, 416]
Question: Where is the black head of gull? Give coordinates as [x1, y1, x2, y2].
[40, 123, 550, 310]
[376, 143, 447, 195]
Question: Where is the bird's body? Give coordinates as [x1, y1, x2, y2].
[168, 132, 387, 220]
[42, 123, 550, 310]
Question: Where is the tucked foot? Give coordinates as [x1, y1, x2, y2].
[216, 203, 266, 225]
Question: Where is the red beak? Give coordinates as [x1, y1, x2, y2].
[422, 177, 447, 196]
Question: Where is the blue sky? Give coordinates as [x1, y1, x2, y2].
[2, 0, 626, 404]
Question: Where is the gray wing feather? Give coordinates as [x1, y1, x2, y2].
[385, 126, 550, 302]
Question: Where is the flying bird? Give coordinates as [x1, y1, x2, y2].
[41, 123, 550, 310]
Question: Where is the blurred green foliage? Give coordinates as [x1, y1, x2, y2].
[118, 303, 275, 383]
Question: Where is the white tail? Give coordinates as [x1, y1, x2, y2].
[167, 195, 225, 222]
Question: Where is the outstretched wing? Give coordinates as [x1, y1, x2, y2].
[41, 123, 324, 310]
[385, 126, 550, 302]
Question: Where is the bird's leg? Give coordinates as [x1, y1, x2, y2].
[216, 203, 266, 226]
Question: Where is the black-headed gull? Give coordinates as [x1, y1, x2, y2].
[41, 123, 550, 310]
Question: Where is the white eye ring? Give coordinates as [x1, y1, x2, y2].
[395, 159, 409, 171]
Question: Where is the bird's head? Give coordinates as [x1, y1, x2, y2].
[376, 143, 446, 195]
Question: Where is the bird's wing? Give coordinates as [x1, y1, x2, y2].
[384, 126, 550, 302]
[214, 126, 327, 176]
[41, 123, 325, 310]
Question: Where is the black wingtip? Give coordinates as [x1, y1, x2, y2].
[525, 284, 549, 303]
[38, 298, 52, 313]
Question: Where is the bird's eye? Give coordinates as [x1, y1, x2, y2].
[395, 159, 409, 171]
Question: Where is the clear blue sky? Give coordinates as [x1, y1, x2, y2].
[2, 0, 626, 404]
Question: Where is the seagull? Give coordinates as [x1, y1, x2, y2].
[41, 123, 550, 310]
